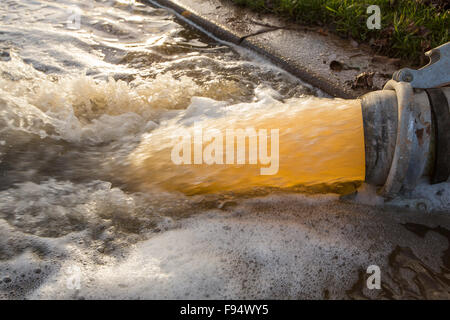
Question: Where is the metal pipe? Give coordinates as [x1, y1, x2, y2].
[360, 85, 450, 197]
[359, 42, 450, 197]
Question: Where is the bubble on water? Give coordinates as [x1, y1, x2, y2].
[21, 193, 449, 300]
[0, 179, 181, 238]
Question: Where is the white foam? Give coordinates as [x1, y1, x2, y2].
[20, 192, 448, 300]
[26, 209, 367, 299]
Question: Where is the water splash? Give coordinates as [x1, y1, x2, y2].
[127, 95, 365, 194]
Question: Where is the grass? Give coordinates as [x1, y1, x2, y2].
[231, 0, 449, 65]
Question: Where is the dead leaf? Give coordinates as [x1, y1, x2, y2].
[371, 55, 402, 66]
[330, 60, 343, 71]
[351, 72, 375, 89]
[181, 10, 191, 17]
[317, 28, 328, 36]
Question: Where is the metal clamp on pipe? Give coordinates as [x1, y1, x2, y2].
[360, 42, 450, 198]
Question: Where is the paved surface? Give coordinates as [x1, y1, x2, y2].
[143, 0, 400, 98]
